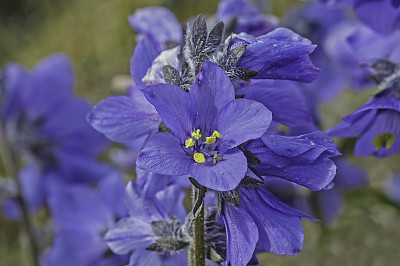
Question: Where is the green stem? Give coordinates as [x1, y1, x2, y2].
[0, 117, 40, 266]
[189, 186, 205, 266]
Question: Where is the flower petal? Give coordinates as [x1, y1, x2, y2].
[235, 28, 319, 82]
[189, 61, 235, 134]
[217, 98, 271, 151]
[87, 95, 160, 144]
[222, 201, 258, 266]
[189, 148, 247, 191]
[130, 38, 160, 88]
[144, 84, 195, 141]
[104, 217, 156, 255]
[137, 133, 192, 176]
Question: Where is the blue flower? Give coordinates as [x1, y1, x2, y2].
[136, 62, 271, 191]
[327, 87, 400, 157]
[216, 0, 278, 36]
[353, 0, 400, 35]
[221, 184, 316, 265]
[104, 180, 189, 266]
[43, 173, 128, 266]
[1, 54, 111, 215]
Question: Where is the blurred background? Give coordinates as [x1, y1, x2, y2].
[1, 0, 400, 265]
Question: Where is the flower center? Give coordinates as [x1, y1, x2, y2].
[372, 132, 395, 151]
[184, 129, 222, 164]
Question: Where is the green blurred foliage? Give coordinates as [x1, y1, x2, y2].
[1, 0, 400, 265]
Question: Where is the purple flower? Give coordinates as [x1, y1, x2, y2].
[104, 180, 189, 266]
[216, 0, 278, 36]
[136, 62, 272, 191]
[43, 173, 128, 266]
[384, 173, 400, 204]
[221, 184, 315, 265]
[327, 88, 400, 157]
[1, 54, 111, 215]
[354, 0, 400, 35]
[129, 7, 182, 51]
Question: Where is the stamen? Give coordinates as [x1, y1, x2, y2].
[206, 136, 216, 144]
[213, 130, 222, 138]
[185, 138, 195, 148]
[194, 153, 206, 163]
[192, 129, 202, 140]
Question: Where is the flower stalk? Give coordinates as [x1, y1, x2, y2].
[0, 116, 40, 266]
[189, 185, 205, 266]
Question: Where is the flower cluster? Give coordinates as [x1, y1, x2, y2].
[1, 0, 400, 266]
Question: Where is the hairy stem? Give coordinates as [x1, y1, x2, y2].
[0, 117, 40, 266]
[189, 185, 205, 266]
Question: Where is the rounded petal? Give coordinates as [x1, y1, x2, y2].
[189, 148, 247, 191]
[137, 133, 192, 176]
[189, 61, 235, 134]
[217, 98, 271, 151]
[87, 95, 161, 144]
[144, 84, 195, 141]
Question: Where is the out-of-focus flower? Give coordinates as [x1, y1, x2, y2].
[104, 180, 189, 266]
[0, 54, 111, 215]
[328, 59, 400, 157]
[216, 0, 278, 36]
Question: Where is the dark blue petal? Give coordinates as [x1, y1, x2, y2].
[222, 201, 258, 266]
[137, 133, 193, 176]
[240, 80, 315, 130]
[217, 98, 271, 151]
[241, 187, 305, 255]
[235, 28, 319, 82]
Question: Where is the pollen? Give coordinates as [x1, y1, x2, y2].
[206, 136, 216, 144]
[194, 153, 206, 163]
[185, 138, 195, 148]
[192, 129, 202, 140]
[372, 132, 396, 151]
[213, 130, 222, 138]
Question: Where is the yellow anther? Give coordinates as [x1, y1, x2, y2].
[213, 130, 222, 138]
[194, 153, 206, 163]
[372, 132, 396, 151]
[192, 129, 202, 140]
[206, 136, 216, 144]
[185, 138, 195, 148]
